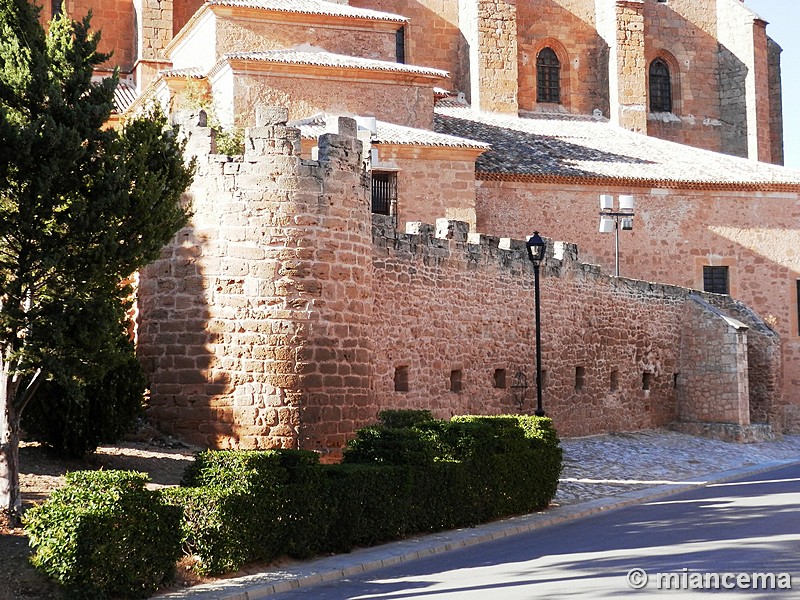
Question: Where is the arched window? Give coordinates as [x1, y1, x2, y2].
[536, 47, 560, 103]
[649, 58, 672, 112]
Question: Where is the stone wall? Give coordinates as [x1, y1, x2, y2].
[211, 13, 399, 64]
[137, 111, 373, 451]
[474, 179, 800, 430]
[61, 0, 136, 74]
[212, 69, 438, 131]
[137, 115, 782, 452]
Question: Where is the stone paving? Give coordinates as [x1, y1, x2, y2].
[554, 428, 800, 506]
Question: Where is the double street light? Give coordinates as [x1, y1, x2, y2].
[525, 232, 546, 417]
[599, 194, 635, 277]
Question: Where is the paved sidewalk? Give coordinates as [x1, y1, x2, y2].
[154, 429, 800, 600]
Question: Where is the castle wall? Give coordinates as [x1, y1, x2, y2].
[474, 179, 799, 430]
[137, 114, 782, 453]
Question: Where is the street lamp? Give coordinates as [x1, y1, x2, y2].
[525, 231, 546, 417]
[598, 194, 635, 277]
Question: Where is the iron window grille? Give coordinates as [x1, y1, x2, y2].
[371, 171, 396, 217]
[703, 266, 729, 295]
[649, 59, 672, 112]
[536, 48, 561, 103]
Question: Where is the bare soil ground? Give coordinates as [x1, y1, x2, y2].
[0, 427, 199, 600]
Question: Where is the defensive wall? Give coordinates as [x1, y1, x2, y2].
[136, 110, 781, 454]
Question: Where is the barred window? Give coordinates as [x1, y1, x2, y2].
[371, 171, 396, 216]
[703, 266, 729, 295]
[536, 47, 561, 103]
[649, 59, 672, 112]
[52, 0, 63, 17]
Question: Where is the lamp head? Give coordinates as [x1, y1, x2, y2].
[526, 231, 546, 263]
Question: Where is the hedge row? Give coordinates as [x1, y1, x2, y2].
[24, 412, 562, 597]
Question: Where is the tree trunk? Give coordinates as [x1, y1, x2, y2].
[0, 356, 22, 524]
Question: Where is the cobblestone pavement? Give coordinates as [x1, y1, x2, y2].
[554, 429, 800, 506]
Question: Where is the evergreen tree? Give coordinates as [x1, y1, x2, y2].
[0, 0, 193, 520]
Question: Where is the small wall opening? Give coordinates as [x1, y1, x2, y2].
[493, 368, 507, 389]
[673, 373, 679, 389]
[610, 369, 619, 391]
[394, 366, 409, 392]
[642, 372, 653, 391]
[575, 366, 585, 392]
[450, 369, 463, 393]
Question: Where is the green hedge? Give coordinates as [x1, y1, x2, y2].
[23, 470, 182, 599]
[25, 412, 563, 593]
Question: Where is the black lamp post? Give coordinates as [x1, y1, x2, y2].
[525, 231, 546, 417]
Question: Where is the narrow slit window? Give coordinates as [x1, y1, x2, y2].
[450, 369, 463, 393]
[394, 366, 409, 392]
[642, 372, 653, 391]
[536, 47, 561, 103]
[575, 366, 585, 392]
[610, 370, 620, 391]
[797, 280, 800, 335]
[673, 373, 680, 389]
[494, 369, 507, 389]
[649, 58, 672, 112]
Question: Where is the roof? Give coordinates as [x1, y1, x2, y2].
[205, 0, 407, 22]
[113, 82, 138, 113]
[434, 103, 800, 190]
[220, 50, 449, 78]
[290, 114, 488, 149]
[159, 67, 205, 79]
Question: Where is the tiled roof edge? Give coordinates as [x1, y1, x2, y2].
[476, 171, 800, 192]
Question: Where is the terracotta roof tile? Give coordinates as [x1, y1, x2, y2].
[206, 0, 407, 22]
[434, 105, 800, 189]
[223, 49, 448, 78]
[290, 114, 488, 149]
[113, 82, 138, 113]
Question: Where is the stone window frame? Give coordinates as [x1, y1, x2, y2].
[536, 47, 561, 103]
[371, 170, 397, 217]
[694, 257, 737, 297]
[646, 50, 681, 115]
[703, 265, 730, 295]
[524, 38, 571, 111]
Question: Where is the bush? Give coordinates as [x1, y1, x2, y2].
[168, 449, 325, 574]
[22, 336, 146, 457]
[377, 409, 435, 429]
[24, 470, 182, 599]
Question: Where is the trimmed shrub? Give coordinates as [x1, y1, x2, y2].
[24, 470, 181, 599]
[377, 409, 435, 429]
[168, 449, 326, 574]
[342, 425, 438, 465]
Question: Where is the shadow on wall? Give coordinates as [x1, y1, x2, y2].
[136, 223, 236, 449]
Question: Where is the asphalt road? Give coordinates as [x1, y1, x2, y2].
[270, 463, 800, 599]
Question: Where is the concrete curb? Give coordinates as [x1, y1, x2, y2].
[153, 457, 800, 599]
